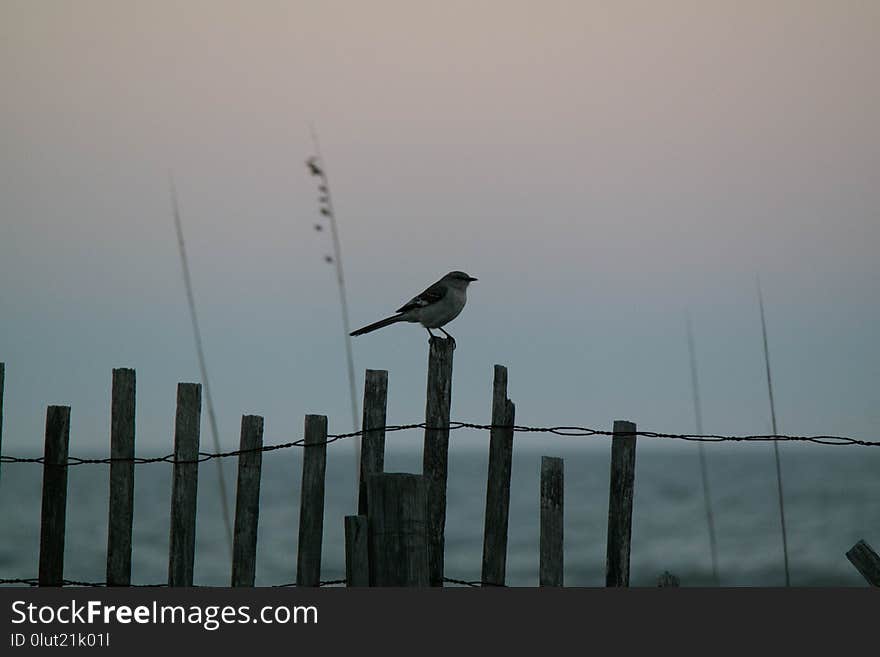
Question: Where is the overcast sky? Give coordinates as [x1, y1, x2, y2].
[1, 1, 878, 470]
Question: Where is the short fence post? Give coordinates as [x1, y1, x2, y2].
[344, 515, 369, 587]
[107, 368, 136, 586]
[359, 370, 388, 516]
[540, 456, 564, 586]
[846, 539, 880, 586]
[423, 337, 455, 586]
[297, 414, 327, 587]
[39, 405, 71, 587]
[231, 415, 264, 587]
[606, 419, 638, 587]
[367, 473, 429, 586]
[168, 383, 201, 587]
[482, 364, 515, 586]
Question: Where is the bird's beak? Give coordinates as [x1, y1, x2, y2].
[467, 276, 478, 282]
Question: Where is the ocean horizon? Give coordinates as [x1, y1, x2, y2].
[1, 436, 877, 587]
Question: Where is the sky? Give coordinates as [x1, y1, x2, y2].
[1, 0, 878, 475]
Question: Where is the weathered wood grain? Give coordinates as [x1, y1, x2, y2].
[540, 455, 564, 586]
[423, 337, 455, 586]
[39, 405, 71, 587]
[606, 420, 637, 587]
[359, 369, 388, 516]
[367, 473, 429, 586]
[344, 515, 369, 587]
[168, 383, 201, 587]
[107, 368, 136, 586]
[231, 414, 264, 587]
[481, 364, 515, 586]
[297, 414, 327, 586]
[846, 539, 880, 586]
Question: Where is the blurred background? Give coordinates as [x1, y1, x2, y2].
[1, 0, 878, 585]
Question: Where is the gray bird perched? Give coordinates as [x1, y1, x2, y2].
[350, 271, 477, 342]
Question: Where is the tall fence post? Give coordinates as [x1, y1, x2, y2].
[168, 383, 201, 587]
[846, 540, 880, 586]
[231, 414, 264, 587]
[482, 364, 515, 586]
[297, 414, 327, 587]
[606, 419, 638, 587]
[540, 456, 564, 586]
[367, 473, 429, 586]
[344, 515, 370, 587]
[39, 405, 71, 587]
[107, 368, 136, 586]
[423, 336, 454, 586]
[359, 369, 388, 516]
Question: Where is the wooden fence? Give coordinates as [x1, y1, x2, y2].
[1, 350, 878, 587]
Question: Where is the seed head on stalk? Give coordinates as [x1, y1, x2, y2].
[305, 139, 360, 494]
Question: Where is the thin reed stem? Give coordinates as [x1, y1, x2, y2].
[169, 176, 233, 559]
[757, 276, 790, 586]
[307, 126, 361, 493]
[685, 313, 720, 586]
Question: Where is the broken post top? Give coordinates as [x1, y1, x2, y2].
[492, 365, 514, 423]
[493, 364, 508, 398]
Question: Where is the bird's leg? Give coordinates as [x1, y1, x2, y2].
[439, 327, 456, 346]
[426, 327, 438, 340]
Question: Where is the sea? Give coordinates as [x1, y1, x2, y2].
[1, 435, 878, 587]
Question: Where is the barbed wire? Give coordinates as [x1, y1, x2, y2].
[0, 578, 106, 588]
[0, 577, 347, 588]
[442, 577, 504, 587]
[273, 578, 346, 588]
[1, 421, 877, 468]
[0, 577, 490, 588]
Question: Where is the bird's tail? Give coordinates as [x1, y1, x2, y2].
[350, 314, 405, 336]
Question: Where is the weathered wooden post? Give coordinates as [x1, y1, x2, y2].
[423, 337, 454, 586]
[606, 420, 638, 587]
[359, 369, 388, 516]
[846, 539, 880, 586]
[481, 364, 515, 586]
[344, 515, 369, 587]
[107, 368, 136, 586]
[39, 405, 71, 587]
[297, 414, 328, 586]
[367, 473, 429, 586]
[168, 383, 201, 587]
[231, 414, 264, 587]
[540, 456, 564, 586]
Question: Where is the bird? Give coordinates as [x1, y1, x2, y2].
[350, 271, 477, 342]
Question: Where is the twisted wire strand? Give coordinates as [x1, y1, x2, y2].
[2, 421, 877, 467]
[0, 578, 346, 588]
[0, 576, 502, 588]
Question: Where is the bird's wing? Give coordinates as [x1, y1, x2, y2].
[396, 281, 447, 313]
